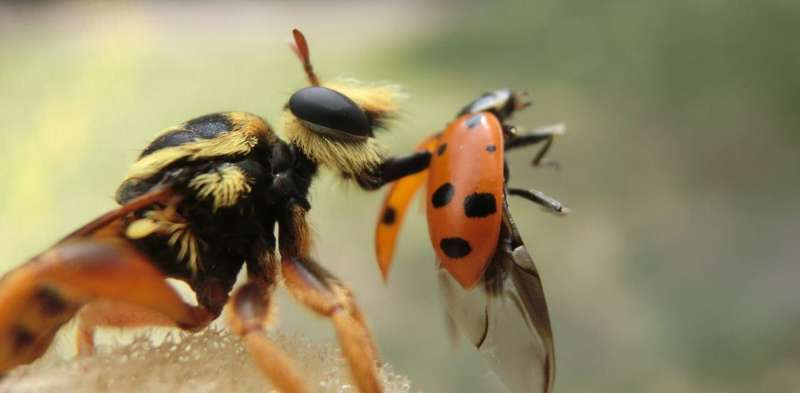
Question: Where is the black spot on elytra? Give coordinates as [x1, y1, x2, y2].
[440, 238, 472, 258]
[381, 207, 396, 225]
[35, 287, 67, 315]
[431, 183, 455, 208]
[437, 143, 447, 156]
[464, 193, 497, 218]
[486, 144, 496, 152]
[12, 325, 34, 352]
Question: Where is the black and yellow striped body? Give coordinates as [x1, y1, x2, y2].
[114, 112, 317, 309]
[116, 112, 279, 203]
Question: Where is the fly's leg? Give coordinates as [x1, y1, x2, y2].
[357, 150, 432, 190]
[227, 278, 312, 393]
[76, 300, 186, 355]
[76, 273, 232, 356]
[226, 233, 313, 393]
[0, 239, 213, 372]
[279, 201, 383, 393]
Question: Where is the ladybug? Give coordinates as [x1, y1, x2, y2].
[375, 89, 568, 393]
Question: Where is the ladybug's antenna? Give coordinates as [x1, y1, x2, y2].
[290, 29, 320, 86]
[512, 91, 532, 111]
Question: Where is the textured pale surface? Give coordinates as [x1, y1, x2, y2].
[0, 328, 413, 393]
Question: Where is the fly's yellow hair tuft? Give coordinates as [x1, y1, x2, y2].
[280, 112, 386, 176]
[189, 165, 252, 211]
[125, 207, 203, 275]
[322, 80, 403, 120]
[126, 218, 161, 239]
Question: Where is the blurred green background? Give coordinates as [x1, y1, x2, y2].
[1, 1, 799, 392]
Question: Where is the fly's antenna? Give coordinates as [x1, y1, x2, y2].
[290, 29, 320, 86]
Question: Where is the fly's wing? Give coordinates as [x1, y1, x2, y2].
[438, 200, 555, 393]
[58, 185, 174, 242]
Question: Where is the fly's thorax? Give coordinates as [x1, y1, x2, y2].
[115, 112, 277, 204]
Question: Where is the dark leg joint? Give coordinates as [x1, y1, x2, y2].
[231, 281, 270, 334]
[532, 138, 558, 169]
[509, 188, 569, 215]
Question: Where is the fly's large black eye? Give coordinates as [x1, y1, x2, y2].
[289, 86, 370, 138]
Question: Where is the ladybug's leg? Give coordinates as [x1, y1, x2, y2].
[0, 239, 213, 373]
[504, 123, 565, 167]
[508, 187, 569, 215]
[279, 202, 383, 393]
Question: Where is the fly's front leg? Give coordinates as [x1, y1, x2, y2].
[279, 201, 383, 393]
[357, 151, 432, 190]
[504, 123, 565, 168]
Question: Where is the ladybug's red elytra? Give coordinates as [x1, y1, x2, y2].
[426, 112, 506, 288]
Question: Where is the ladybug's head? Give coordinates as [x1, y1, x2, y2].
[281, 29, 401, 178]
[458, 89, 531, 120]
